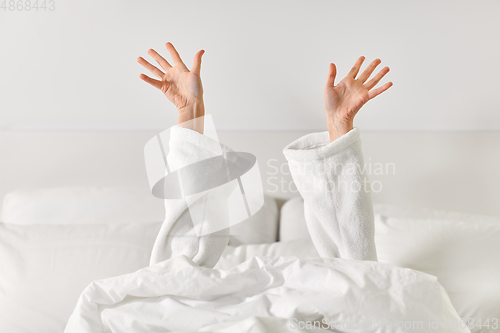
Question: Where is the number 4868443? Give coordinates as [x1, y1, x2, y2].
[1, 0, 56, 11]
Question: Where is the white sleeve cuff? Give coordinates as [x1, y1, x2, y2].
[167, 126, 233, 171]
[282, 127, 361, 161]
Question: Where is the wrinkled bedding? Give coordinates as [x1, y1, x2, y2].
[64, 255, 469, 333]
[64, 127, 469, 332]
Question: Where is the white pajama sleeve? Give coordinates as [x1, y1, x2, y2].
[283, 127, 378, 261]
[149, 126, 232, 268]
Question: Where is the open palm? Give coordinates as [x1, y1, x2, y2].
[137, 42, 204, 111]
[324, 56, 392, 124]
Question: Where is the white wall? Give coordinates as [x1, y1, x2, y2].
[1, 0, 499, 131]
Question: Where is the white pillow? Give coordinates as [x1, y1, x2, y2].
[0, 186, 165, 225]
[228, 193, 279, 246]
[278, 196, 309, 241]
[373, 203, 500, 223]
[375, 215, 500, 333]
[0, 186, 280, 245]
[279, 197, 500, 333]
[0, 221, 162, 333]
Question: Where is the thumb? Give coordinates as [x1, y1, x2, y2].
[191, 49, 205, 76]
[326, 63, 336, 87]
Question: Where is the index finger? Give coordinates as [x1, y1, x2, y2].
[368, 81, 393, 100]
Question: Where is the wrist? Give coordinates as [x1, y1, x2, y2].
[177, 100, 205, 134]
[327, 117, 353, 142]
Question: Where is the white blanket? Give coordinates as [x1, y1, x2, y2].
[65, 255, 467, 332]
[64, 127, 467, 332]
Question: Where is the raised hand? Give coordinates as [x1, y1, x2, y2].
[137, 42, 205, 131]
[324, 57, 393, 141]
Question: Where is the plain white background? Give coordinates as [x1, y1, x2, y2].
[1, 0, 499, 131]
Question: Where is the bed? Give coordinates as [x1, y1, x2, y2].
[0, 130, 499, 332]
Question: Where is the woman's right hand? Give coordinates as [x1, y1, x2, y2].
[323, 57, 392, 141]
[137, 42, 206, 130]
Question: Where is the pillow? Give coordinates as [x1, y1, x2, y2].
[278, 196, 309, 242]
[373, 203, 500, 224]
[0, 186, 280, 245]
[228, 193, 279, 246]
[0, 221, 162, 333]
[279, 196, 500, 239]
[0, 186, 165, 225]
[279, 196, 500, 333]
[375, 215, 500, 333]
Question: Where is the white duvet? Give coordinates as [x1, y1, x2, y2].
[65, 254, 468, 333]
[65, 127, 468, 332]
